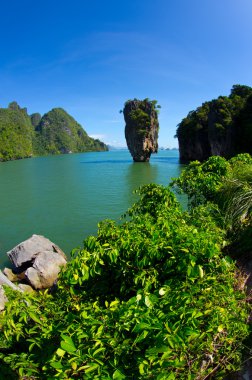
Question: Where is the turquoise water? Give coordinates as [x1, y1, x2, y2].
[0, 149, 183, 267]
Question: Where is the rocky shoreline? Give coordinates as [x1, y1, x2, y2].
[0, 234, 67, 310]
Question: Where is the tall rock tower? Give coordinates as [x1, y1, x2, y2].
[123, 99, 159, 162]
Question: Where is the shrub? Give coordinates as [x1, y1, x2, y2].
[0, 184, 249, 379]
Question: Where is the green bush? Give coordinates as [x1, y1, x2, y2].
[0, 184, 249, 379]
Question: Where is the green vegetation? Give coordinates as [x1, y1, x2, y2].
[0, 102, 108, 162]
[176, 84, 252, 161]
[0, 104, 33, 161]
[34, 108, 107, 156]
[172, 153, 252, 257]
[0, 155, 251, 379]
[124, 98, 160, 137]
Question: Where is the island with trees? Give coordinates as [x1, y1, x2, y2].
[176, 84, 252, 162]
[0, 102, 108, 162]
[123, 98, 160, 162]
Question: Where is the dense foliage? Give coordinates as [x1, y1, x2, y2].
[0, 106, 33, 161]
[33, 108, 108, 156]
[0, 174, 250, 378]
[0, 103, 108, 162]
[172, 153, 252, 258]
[176, 85, 252, 161]
[123, 98, 160, 137]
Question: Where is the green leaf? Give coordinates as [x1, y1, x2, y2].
[60, 340, 76, 353]
[29, 311, 42, 324]
[50, 361, 63, 369]
[198, 265, 204, 278]
[56, 348, 65, 357]
[85, 364, 99, 373]
[139, 363, 145, 375]
[113, 369, 126, 379]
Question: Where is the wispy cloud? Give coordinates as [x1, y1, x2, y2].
[54, 30, 210, 86]
[89, 134, 107, 140]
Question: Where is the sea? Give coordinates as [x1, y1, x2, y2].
[0, 149, 184, 267]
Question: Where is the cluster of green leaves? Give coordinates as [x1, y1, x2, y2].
[0, 103, 108, 162]
[176, 84, 252, 161]
[0, 183, 249, 379]
[172, 155, 230, 208]
[172, 153, 252, 210]
[172, 153, 252, 257]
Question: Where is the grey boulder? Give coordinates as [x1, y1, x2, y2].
[0, 270, 23, 292]
[0, 286, 8, 311]
[7, 234, 66, 268]
[18, 283, 34, 293]
[25, 250, 66, 289]
[7, 234, 67, 290]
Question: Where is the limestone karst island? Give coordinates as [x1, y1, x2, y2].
[176, 84, 252, 162]
[0, 101, 108, 162]
[1, 87, 252, 379]
[123, 98, 160, 162]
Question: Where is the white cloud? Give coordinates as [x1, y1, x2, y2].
[89, 134, 106, 140]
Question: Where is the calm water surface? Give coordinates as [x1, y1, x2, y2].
[0, 149, 183, 267]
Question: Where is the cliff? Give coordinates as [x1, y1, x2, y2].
[0, 103, 108, 162]
[123, 99, 159, 162]
[176, 85, 252, 162]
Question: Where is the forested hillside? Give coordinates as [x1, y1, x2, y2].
[0, 102, 108, 161]
[176, 85, 252, 161]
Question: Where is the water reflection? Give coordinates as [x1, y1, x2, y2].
[126, 162, 158, 198]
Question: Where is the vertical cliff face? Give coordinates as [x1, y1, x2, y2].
[176, 85, 252, 162]
[123, 99, 159, 162]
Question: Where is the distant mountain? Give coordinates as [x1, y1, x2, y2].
[0, 102, 108, 162]
[107, 145, 128, 151]
[0, 102, 34, 161]
[33, 108, 108, 156]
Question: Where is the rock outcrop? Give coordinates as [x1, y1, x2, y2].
[7, 234, 66, 269]
[25, 250, 66, 289]
[0, 286, 8, 311]
[176, 85, 252, 162]
[7, 234, 67, 290]
[0, 270, 22, 292]
[123, 99, 159, 162]
[0, 235, 67, 311]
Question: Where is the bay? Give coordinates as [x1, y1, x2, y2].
[0, 149, 183, 267]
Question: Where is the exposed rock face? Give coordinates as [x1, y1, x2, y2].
[177, 102, 236, 162]
[7, 234, 67, 290]
[7, 234, 66, 269]
[0, 286, 8, 311]
[18, 283, 34, 293]
[25, 250, 66, 289]
[176, 85, 252, 162]
[0, 270, 22, 292]
[123, 99, 159, 162]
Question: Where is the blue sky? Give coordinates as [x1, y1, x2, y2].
[1, 0, 252, 148]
